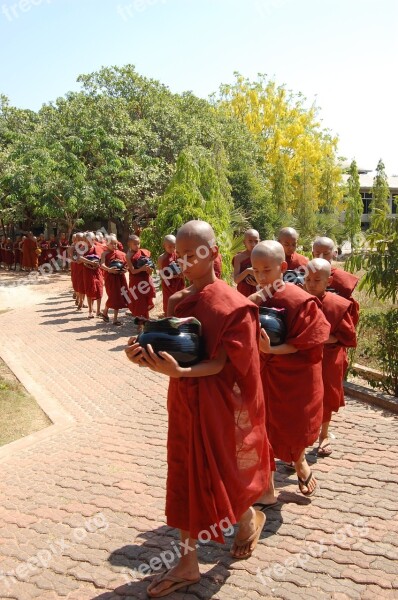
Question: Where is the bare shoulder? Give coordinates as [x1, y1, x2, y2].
[167, 287, 191, 316]
[248, 291, 262, 306]
[233, 250, 248, 265]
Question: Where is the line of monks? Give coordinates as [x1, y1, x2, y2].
[0, 232, 70, 272]
[123, 221, 360, 598]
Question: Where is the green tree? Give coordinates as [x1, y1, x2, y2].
[344, 160, 363, 247]
[370, 159, 390, 231]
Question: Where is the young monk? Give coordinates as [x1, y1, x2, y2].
[13, 236, 22, 270]
[74, 233, 87, 310]
[312, 237, 359, 300]
[126, 220, 272, 597]
[250, 241, 330, 497]
[59, 232, 69, 270]
[278, 227, 308, 270]
[232, 228, 260, 297]
[304, 259, 358, 456]
[79, 232, 104, 319]
[126, 234, 156, 319]
[157, 234, 185, 315]
[101, 235, 128, 326]
[21, 232, 38, 272]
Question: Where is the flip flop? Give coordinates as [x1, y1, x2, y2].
[146, 570, 200, 598]
[113, 321, 122, 326]
[252, 501, 280, 512]
[298, 471, 317, 497]
[101, 313, 110, 322]
[230, 509, 266, 559]
[317, 442, 332, 457]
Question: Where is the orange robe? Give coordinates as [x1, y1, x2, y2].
[285, 252, 309, 270]
[21, 238, 38, 269]
[127, 249, 156, 318]
[167, 279, 272, 542]
[104, 250, 128, 309]
[330, 267, 359, 300]
[159, 251, 185, 313]
[320, 292, 357, 422]
[232, 254, 256, 297]
[260, 283, 330, 462]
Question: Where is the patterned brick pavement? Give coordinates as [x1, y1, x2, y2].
[0, 274, 397, 600]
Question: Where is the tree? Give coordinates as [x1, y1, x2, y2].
[344, 160, 363, 248]
[370, 159, 390, 231]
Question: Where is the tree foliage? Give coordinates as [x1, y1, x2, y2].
[344, 160, 363, 247]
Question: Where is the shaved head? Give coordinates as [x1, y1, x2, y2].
[177, 220, 216, 247]
[128, 234, 140, 242]
[307, 258, 331, 277]
[244, 228, 259, 239]
[278, 227, 299, 240]
[164, 234, 176, 244]
[313, 236, 335, 250]
[252, 240, 286, 264]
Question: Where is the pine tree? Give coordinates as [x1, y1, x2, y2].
[370, 159, 390, 231]
[344, 160, 363, 248]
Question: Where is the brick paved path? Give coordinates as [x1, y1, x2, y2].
[0, 275, 397, 600]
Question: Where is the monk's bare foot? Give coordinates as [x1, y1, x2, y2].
[318, 437, 332, 457]
[146, 562, 200, 597]
[231, 507, 264, 558]
[295, 464, 317, 496]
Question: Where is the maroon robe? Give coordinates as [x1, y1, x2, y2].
[285, 252, 309, 270]
[259, 283, 330, 462]
[103, 250, 128, 309]
[167, 279, 272, 542]
[232, 254, 257, 297]
[82, 244, 104, 300]
[21, 238, 38, 269]
[127, 249, 156, 318]
[214, 253, 222, 279]
[159, 251, 185, 314]
[330, 267, 359, 300]
[320, 292, 357, 422]
[5, 242, 13, 267]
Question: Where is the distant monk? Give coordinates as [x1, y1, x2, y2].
[101, 235, 128, 326]
[126, 234, 156, 319]
[79, 232, 104, 319]
[21, 232, 38, 271]
[312, 237, 359, 301]
[74, 233, 87, 310]
[278, 227, 309, 270]
[59, 232, 69, 271]
[157, 234, 185, 315]
[13, 236, 22, 270]
[232, 228, 260, 297]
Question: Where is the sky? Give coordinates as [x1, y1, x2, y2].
[1, 0, 397, 173]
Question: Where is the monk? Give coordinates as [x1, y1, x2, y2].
[278, 227, 308, 270]
[232, 228, 260, 297]
[59, 232, 69, 271]
[48, 234, 58, 266]
[214, 252, 223, 279]
[312, 237, 359, 300]
[304, 259, 357, 456]
[68, 234, 78, 304]
[73, 233, 87, 310]
[13, 236, 22, 270]
[79, 232, 104, 319]
[126, 220, 272, 597]
[157, 234, 185, 315]
[101, 235, 128, 326]
[21, 232, 38, 271]
[126, 234, 156, 319]
[250, 241, 330, 497]
[4, 238, 13, 270]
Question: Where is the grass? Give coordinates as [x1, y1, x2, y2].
[0, 360, 51, 446]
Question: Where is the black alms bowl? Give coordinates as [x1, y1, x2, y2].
[109, 260, 125, 271]
[85, 254, 100, 262]
[136, 256, 155, 269]
[283, 270, 305, 286]
[259, 307, 287, 346]
[168, 261, 181, 275]
[137, 317, 203, 367]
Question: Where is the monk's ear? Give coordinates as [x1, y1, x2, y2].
[211, 246, 219, 260]
[281, 260, 288, 273]
[327, 275, 333, 287]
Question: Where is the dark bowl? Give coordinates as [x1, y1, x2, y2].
[136, 256, 155, 269]
[86, 254, 100, 262]
[283, 270, 305, 286]
[259, 307, 287, 346]
[137, 317, 202, 366]
[109, 260, 125, 271]
[168, 261, 181, 275]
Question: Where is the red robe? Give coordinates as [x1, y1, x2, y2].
[103, 250, 128, 309]
[38, 241, 49, 266]
[48, 240, 58, 263]
[159, 251, 185, 313]
[74, 259, 86, 294]
[167, 279, 272, 542]
[286, 252, 309, 270]
[5, 242, 13, 267]
[21, 238, 38, 269]
[320, 292, 357, 423]
[214, 253, 222, 279]
[82, 244, 104, 300]
[232, 254, 257, 297]
[330, 267, 359, 300]
[260, 283, 330, 462]
[127, 249, 156, 318]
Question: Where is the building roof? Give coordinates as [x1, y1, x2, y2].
[342, 172, 398, 190]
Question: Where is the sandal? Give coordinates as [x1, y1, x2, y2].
[113, 320, 122, 326]
[147, 570, 200, 598]
[298, 471, 317, 497]
[317, 440, 332, 457]
[101, 313, 110, 322]
[230, 509, 265, 559]
[87, 314, 95, 319]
